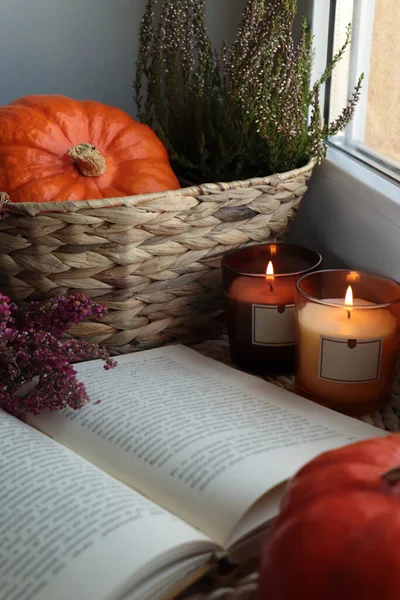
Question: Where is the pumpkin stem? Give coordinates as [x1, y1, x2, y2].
[68, 143, 106, 177]
[380, 466, 400, 497]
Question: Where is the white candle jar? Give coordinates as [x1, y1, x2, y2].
[295, 269, 400, 416]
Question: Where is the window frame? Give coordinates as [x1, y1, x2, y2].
[312, 0, 400, 194]
[344, 0, 375, 147]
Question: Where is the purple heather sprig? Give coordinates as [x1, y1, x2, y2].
[0, 293, 117, 416]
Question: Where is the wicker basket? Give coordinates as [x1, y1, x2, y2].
[0, 161, 314, 353]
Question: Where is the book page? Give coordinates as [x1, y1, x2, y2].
[0, 410, 214, 600]
[30, 346, 386, 547]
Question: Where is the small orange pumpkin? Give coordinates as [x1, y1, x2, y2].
[0, 95, 180, 202]
[259, 435, 400, 600]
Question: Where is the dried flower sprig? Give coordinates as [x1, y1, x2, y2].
[0, 293, 117, 416]
[134, 0, 363, 183]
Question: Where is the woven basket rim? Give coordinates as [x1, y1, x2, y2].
[1, 159, 314, 217]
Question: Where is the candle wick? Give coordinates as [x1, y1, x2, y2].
[267, 282, 274, 293]
[347, 310, 351, 319]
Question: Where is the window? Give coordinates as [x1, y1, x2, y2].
[327, 0, 400, 183]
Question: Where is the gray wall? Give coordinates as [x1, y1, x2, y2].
[0, 0, 246, 115]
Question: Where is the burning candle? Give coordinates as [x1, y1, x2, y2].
[222, 244, 322, 374]
[296, 270, 400, 416]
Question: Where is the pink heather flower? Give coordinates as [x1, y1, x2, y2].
[0, 293, 116, 416]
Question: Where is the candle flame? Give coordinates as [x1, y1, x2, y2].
[266, 261, 274, 277]
[345, 285, 353, 307]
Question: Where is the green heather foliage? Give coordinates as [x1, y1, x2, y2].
[134, 0, 363, 183]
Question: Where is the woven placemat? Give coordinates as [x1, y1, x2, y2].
[179, 335, 400, 600]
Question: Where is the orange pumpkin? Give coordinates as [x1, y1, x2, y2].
[259, 435, 400, 600]
[0, 95, 180, 202]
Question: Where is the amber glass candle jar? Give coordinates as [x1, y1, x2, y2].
[222, 243, 322, 374]
[295, 269, 400, 416]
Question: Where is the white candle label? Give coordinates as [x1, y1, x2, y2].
[252, 304, 295, 346]
[319, 336, 383, 383]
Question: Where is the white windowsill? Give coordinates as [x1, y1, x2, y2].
[327, 146, 399, 204]
[288, 147, 400, 280]
[326, 146, 400, 225]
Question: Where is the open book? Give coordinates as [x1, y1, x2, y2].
[1, 345, 386, 600]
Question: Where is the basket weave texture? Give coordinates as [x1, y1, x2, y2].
[0, 161, 313, 353]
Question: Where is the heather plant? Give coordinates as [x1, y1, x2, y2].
[0, 293, 116, 415]
[134, 0, 363, 183]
